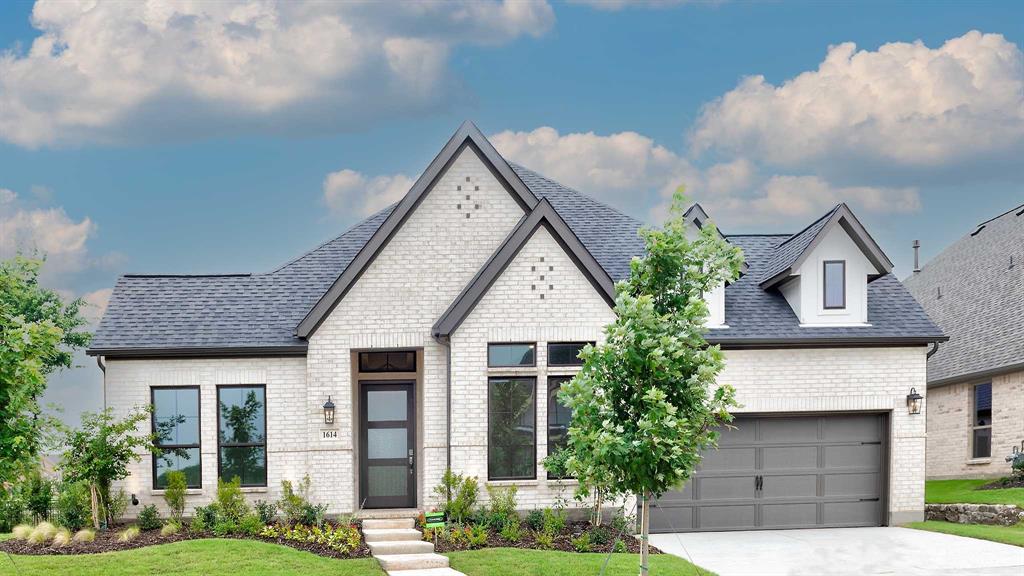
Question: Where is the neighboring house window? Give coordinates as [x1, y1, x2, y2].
[547, 342, 592, 366]
[972, 383, 992, 459]
[152, 387, 201, 489]
[218, 385, 267, 486]
[359, 351, 416, 372]
[488, 377, 536, 480]
[488, 343, 536, 367]
[823, 260, 846, 309]
[547, 376, 574, 479]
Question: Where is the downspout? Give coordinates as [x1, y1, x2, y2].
[926, 341, 940, 359]
[96, 355, 107, 409]
[432, 334, 452, 472]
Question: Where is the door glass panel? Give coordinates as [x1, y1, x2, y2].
[367, 390, 407, 421]
[368, 428, 407, 459]
[367, 465, 408, 497]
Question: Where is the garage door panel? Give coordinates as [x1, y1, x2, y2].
[823, 501, 879, 526]
[825, 473, 879, 497]
[762, 445, 818, 470]
[823, 415, 881, 442]
[650, 506, 693, 532]
[698, 476, 756, 500]
[761, 474, 817, 499]
[759, 417, 818, 442]
[699, 447, 756, 471]
[825, 444, 880, 469]
[717, 422, 756, 445]
[699, 505, 756, 530]
[657, 483, 693, 502]
[762, 503, 817, 528]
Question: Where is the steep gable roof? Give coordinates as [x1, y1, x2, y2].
[904, 202, 1024, 385]
[758, 203, 894, 288]
[433, 198, 616, 338]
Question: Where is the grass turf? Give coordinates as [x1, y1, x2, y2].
[906, 520, 1024, 548]
[925, 479, 1024, 508]
[0, 538, 384, 576]
[447, 548, 712, 576]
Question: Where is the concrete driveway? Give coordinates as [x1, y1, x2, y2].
[650, 527, 1024, 576]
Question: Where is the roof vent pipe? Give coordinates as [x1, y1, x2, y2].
[912, 240, 921, 274]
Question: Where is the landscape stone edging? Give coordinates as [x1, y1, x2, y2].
[925, 503, 1024, 526]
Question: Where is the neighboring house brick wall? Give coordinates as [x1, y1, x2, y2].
[719, 346, 929, 524]
[926, 369, 1024, 479]
[306, 146, 526, 512]
[104, 357, 308, 518]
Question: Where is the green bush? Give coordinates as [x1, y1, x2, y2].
[534, 529, 554, 549]
[542, 507, 566, 534]
[137, 504, 162, 531]
[107, 488, 130, 525]
[0, 489, 26, 532]
[525, 509, 544, 531]
[189, 514, 206, 533]
[498, 516, 522, 543]
[163, 471, 187, 523]
[571, 532, 591, 553]
[161, 521, 180, 536]
[24, 471, 53, 522]
[118, 525, 140, 542]
[216, 477, 249, 522]
[613, 539, 627, 553]
[610, 508, 634, 534]
[254, 499, 277, 524]
[278, 475, 327, 527]
[589, 525, 611, 546]
[432, 469, 479, 524]
[238, 513, 265, 536]
[266, 523, 362, 554]
[467, 524, 488, 549]
[486, 485, 518, 518]
[55, 481, 91, 531]
[212, 519, 237, 537]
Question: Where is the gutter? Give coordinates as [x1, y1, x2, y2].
[926, 342, 940, 359]
[96, 355, 107, 410]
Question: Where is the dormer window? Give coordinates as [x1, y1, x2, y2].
[823, 260, 846, 309]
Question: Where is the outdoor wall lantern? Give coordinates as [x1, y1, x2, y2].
[131, 494, 139, 506]
[906, 388, 923, 415]
[323, 396, 336, 425]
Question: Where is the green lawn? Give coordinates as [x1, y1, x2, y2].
[925, 479, 1024, 507]
[448, 548, 711, 576]
[907, 520, 1024, 548]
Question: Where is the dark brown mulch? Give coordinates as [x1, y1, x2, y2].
[428, 521, 662, 555]
[979, 476, 1024, 490]
[0, 524, 371, 559]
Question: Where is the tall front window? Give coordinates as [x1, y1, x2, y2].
[218, 385, 267, 486]
[488, 377, 536, 480]
[972, 383, 992, 459]
[547, 376, 574, 479]
[823, 260, 846, 309]
[152, 387, 201, 489]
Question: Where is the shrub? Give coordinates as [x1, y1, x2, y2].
[212, 519, 238, 537]
[610, 509, 634, 534]
[163, 471, 187, 523]
[107, 488, 130, 525]
[24, 472, 53, 522]
[118, 525, 140, 542]
[525, 508, 544, 532]
[542, 507, 566, 535]
[443, 525, 468, 547]
[189, 514, 206, 534]
[613, 539, 627, 553]
[216, 477, 249, 522]
[1008, 450, 1024, 480]
[486, 485, 518, 519]
[12, 523, 33, 540]
[72, 528, 96, 543]
[467, 524, 488, 549]
[571, 532, 591, 553]
[137, 504, 162, 531]
[254, 500, 277, 524]
[589, 525, 611, 546]
[193, 505, 218, 528]
[53, 527, 72, 547]
[239, 513, 265, 537]
[0, 492, 26, 533]
[534, 530, 554, 550]
[432, 469, 479, 524]
[55, 481, 91, 531]
[498, 517, 522, 543]
[278, 475, 327, 527]
[161, 521, 180, 536]
[272, 523, 361, 554]
[28, 521, 57, 544]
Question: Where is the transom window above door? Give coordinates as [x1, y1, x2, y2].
[488, 343, 536, 367]
[359, 351, 416, 372]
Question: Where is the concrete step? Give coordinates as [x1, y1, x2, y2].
[363, 528, 423, 542]
[368, 540, 435, 555]
[363, 518, 416, 530]
[375, 553, 450, 572]
[386, 568, 465, 576]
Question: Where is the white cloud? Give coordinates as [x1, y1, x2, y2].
[691, 31, 1024, 173]
[0, 1, 554, 148]
[568, 0, 706, 10]
[323, 169, 415, 217]
[79, 288, 113, 327]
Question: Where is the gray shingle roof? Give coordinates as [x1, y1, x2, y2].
[758, 205, 841, 285]
[89, 159, 944, 356]
[903, 203, 1024, 384]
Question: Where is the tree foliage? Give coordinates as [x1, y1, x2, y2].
[0, 256, 92, 487]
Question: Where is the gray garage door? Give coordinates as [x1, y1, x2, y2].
[651, 414, 885, 532]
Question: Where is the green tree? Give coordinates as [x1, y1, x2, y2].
[559, 188, 744, 574]
[0, 256, 92, 487]
[60, 407, 156, 529]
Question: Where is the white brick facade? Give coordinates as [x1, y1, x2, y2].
[926, 369, 1024, 479]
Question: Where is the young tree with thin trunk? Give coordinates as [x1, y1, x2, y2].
[559, 188, 744, 575]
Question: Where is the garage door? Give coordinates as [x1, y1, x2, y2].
[651, 414, 885, 532]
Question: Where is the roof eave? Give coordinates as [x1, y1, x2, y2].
[86, 344, 309, 359]
[710, 335, 948, 349]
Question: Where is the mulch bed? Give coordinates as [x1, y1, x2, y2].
[0, 525, 371, 559]
[979, 477, 1024, 490]
[429, 521, 662, 555]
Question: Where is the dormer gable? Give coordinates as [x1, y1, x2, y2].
[764, 204, 893, 326]
[681, 203, 746, 328]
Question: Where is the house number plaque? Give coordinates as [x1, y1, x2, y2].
[321, 429, 338, 440]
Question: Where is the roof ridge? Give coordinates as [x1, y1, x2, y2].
[775, 203, 842, 248]
[267, 203, 396, 275]
[973, 201, 1024, 229]
[122, 273, 251, 278]
[509, 162, 645, 227]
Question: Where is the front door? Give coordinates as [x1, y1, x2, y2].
[360, 381, 416, 509]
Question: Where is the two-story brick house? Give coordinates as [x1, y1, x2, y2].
[88, 122, 944, 532]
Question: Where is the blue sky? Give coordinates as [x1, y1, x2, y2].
[0, 1, 1021, 424]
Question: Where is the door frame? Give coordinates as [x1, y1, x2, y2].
[359, 380, 417, 509]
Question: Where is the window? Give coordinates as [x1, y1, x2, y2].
[359, 351, 416, 373]
[488, 377, 536, 480]
[823, 260, 846, 309]
[547, 376, 574, 479]
[547, 342, 592, 366]
[152, 387, 201, 489]
[972, 383, 992, 459]
[487, 343, 535, 367]
[217, 385, 267, 486]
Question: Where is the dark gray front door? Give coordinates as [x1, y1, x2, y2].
[651, 414, 885, 532]
[360, 382, 416, 509]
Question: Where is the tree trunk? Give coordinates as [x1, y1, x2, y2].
[594, 489, 604, 527]
[639, 491, 651, 576]
[89, 484, 100, 530]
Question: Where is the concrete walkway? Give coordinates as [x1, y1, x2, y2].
[650, 527, 1024, 576]
[362, 518, 466, 576]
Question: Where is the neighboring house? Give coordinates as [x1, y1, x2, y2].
[87, 122, 944, 532]
[904, 204, 1024, 479]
